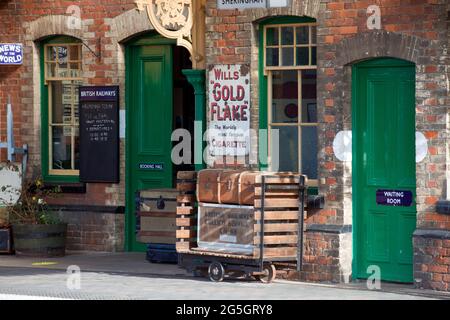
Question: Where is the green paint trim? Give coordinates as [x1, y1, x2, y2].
[124, 43, 132, 252]
[40, 36, 81, 184]
[182, 69, 206, 171]
[258, 16, 317, 171]
[308, 187, 318, 196]
[351, 63, 359, 279]
[124, 32, 176, 252]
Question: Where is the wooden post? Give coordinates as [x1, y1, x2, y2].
[192, 0, 206, 70]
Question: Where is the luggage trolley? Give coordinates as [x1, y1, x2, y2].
[178, 174, 307, 283]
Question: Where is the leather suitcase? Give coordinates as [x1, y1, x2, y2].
[197, 169, 222, 203]
[238, 171, 259, 205]
[218, 170, 244, 204]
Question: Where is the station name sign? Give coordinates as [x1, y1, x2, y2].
[0, 43, 23, 65]
[217, 0, 289, 10]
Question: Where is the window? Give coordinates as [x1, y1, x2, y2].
[262, 21, 318, 185]
[42, 39, 82, 179]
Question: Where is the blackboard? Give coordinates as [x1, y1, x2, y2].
[79, 86, 119, 183]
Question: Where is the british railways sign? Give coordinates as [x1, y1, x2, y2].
[0, 44, 23, 65]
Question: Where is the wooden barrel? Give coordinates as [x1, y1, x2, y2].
[12, 224, 67, 257]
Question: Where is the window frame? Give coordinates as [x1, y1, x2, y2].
[259, 17, 318, 187]
[40, 36, 82, 183]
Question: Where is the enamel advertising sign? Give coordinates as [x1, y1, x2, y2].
[208, 64, 250, 156]
[0, 44, 23, 65]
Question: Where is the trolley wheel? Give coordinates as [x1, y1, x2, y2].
[208, 261, 225, 282]
[256, 263, 276, 283]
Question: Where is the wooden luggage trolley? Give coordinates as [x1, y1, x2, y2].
[176, 171, 307, 283]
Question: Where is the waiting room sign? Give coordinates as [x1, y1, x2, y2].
[0, 43, 23, 65]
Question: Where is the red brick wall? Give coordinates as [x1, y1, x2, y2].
[0, 0, 23, 160]
[1, 1, 139, 206]
[204, 0, 449, 288]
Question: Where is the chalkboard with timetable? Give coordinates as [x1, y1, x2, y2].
[79, 86, 119, 183]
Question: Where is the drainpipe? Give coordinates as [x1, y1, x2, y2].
[182, 69, 206, 171]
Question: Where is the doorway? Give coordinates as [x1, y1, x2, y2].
[125, 33, 194, 251]
[352, 58, 416, 282]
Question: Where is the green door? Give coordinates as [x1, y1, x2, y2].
[126, 43, 173, 251]
[353, 58, 416, 282]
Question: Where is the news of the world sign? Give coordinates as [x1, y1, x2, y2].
[0, 43, 23, 65]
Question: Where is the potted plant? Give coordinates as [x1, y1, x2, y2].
[6, 176, 66, 257]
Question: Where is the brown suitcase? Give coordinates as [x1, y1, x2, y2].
[218, 170, 244, 204]
[197, 169, 222, 203]
[238, 171, 259, 205]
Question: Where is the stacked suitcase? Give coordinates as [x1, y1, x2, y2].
[196, 169, 259, 205]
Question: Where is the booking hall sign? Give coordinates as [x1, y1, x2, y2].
[208, 64, 250, 157]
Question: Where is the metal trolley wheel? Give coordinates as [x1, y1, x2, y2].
[256, 263, 276, 283]
[208, 261, 225, 282]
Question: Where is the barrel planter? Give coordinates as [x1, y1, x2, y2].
[12, 223, 67, 257]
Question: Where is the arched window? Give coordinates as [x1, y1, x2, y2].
[259, 16, 318, 186]
[41, 36, 82, 181]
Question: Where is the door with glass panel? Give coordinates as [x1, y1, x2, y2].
[263, 21, 318, 184]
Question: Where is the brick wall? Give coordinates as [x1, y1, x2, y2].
[1, 1, 146, 207]
[204, 0, 449, 290]
[1, 1, 155, 252]
[0, 0, 23, 160]
[56, 210, 124, 252]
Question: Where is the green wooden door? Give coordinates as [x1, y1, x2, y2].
[353, 58, 416, 282]
[126, 44, 173, 251]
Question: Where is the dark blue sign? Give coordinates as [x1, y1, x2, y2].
[80, 86, 119, 102]
[376, 190, 413, 207]
[139, 163, 164, 170]
[0, 43, 23, 65]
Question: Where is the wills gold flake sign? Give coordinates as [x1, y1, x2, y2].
[208, 64, 250, 157]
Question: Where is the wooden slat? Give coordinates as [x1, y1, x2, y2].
[140, 200, 177, 213]
[138, 236, 176, 244]
[140, 217, 176, 231]
[176, 206, 195, 215]
[138, 211, 177, 218]
[176, 217, 196, 227]
[189, 247, 254, 259]
[139, 189, 178, 199]
[254, 187, 299, 197]
[254, 198, 299, 208]
[254, 211, 299, 220]
[254, 235, 298, 245]
[255, 175, 304, 184]
[254, 247, 297, 258]
[139, 231, 175, 237]
[176, 229, 197, 239]
[177, 194, 196, 204]
[177, 171, 197, 180]
[177, 182, 196, 192]
[176, 241, 192, 251]
[254, 223, 298, 233]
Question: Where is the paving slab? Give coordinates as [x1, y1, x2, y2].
[0, 251, 190, 277]
[0, 252, 449, 300]
[0, 267, 439, 300]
